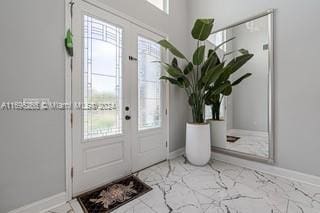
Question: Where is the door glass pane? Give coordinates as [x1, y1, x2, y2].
[138, 37, 162, 131]
[83, 15, 122, 140]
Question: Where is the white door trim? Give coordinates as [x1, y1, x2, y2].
[65, 0, 73, 201]
[65, 0, 170, 200]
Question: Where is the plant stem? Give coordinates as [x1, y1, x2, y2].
[211, 101, 221, 120]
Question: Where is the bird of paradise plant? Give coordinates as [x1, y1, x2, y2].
[157, 18, 253, 123]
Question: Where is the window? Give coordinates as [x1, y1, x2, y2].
[83, 15, 123, 140]
[147, 0, 169, 13]
[209, 30, 227, 52]
[205, 98, 226, 120]
[138, 36, 162, 131]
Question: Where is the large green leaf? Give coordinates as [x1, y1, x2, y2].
[158, 62, 183, 78]
[218, 53, 254, 82]
[201, 63, 225, 87]
[171, 58, 178, 68]
[232, 73, 252, 86]
[201, 51, 220, 75]
[205, 82, 230, 103]
[205, 94, 220, 105]
[226, 54, 254, 72]
[184, 62, 193, 75]
[160, 76, 183, 88]
[160, 60, 190, 88]
[158, 40, 187, 60]
[193, 45, 205, 65]
[166, 65, 183, 78]
[191, 19, 214, 41]
[222, 81, 232, 96]
[177, 76, 191, 88]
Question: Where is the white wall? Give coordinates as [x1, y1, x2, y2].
[188, 0, 320, 176]
[0, 0, 189, 212]
[0, 1, 66, 212]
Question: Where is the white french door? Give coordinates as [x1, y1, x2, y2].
[71, 1, 167, 196]
[130, 25, 168, 172]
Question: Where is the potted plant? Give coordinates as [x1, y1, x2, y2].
[204, 48, 253, 147]
[157, 19, 227, 165]
[157, 18, 254, 165]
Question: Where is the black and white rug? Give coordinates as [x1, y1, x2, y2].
[77, 175, 152, 213]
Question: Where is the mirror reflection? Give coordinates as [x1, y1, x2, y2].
[206, 14, 271, 159]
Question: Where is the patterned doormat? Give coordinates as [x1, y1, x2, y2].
[77, 175, 152, 213]
[227, 135, 241, 143]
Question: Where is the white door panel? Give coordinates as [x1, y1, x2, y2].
[72, 1, 167, 195]
[72, 1, 131, 195]
[131, 26, 167, 172]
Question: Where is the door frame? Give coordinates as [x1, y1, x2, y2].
[64, 0, 170, 200]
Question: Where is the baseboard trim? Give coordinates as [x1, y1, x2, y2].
[212, 152, 320, 187]
[8, 192, 67, 213]
[168, 148, 185, 160]
[69, 199, 84, 213]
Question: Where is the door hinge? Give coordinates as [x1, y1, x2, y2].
[71, 167, 74, 179]
[165, 141, 168, 148]
[165, 108, 168, 115]
[70, 112, 73, 128]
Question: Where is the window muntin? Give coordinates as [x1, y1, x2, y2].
[138, 36, 162, 131]
[83, 15, 123, 140]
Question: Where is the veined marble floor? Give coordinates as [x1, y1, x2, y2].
[226, 129, 269, 158]
[47, 157, 320, 213]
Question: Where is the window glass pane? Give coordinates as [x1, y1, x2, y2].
[205, 98, 225, 120]
[138, 37, 162, 131]
[147, 0, 166, 12]
[208, 30, 227, 52]
[83, 15, 122, 140]
[205, 105, 212, 120]
[91, 40, 118, 76]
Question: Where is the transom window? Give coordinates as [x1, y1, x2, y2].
[146, 0, 169, 13]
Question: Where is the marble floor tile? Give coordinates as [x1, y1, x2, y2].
[226, 129, 269, 158]
[47, 157, 320, 213]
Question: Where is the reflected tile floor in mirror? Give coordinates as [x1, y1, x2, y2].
[226, 129, 269, 158]
[47, 157, 320, 213]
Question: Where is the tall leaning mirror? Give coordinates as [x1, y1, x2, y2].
[206, 10, 274, 163]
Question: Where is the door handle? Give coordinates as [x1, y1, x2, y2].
[125, 115, 131, 120]
[129, 56, 138, 61]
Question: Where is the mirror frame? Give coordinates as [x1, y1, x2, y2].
[211, 9, 275, 164]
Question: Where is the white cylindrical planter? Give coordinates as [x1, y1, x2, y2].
[186, 123, 211, 166]
[209, 120, 226, 147]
